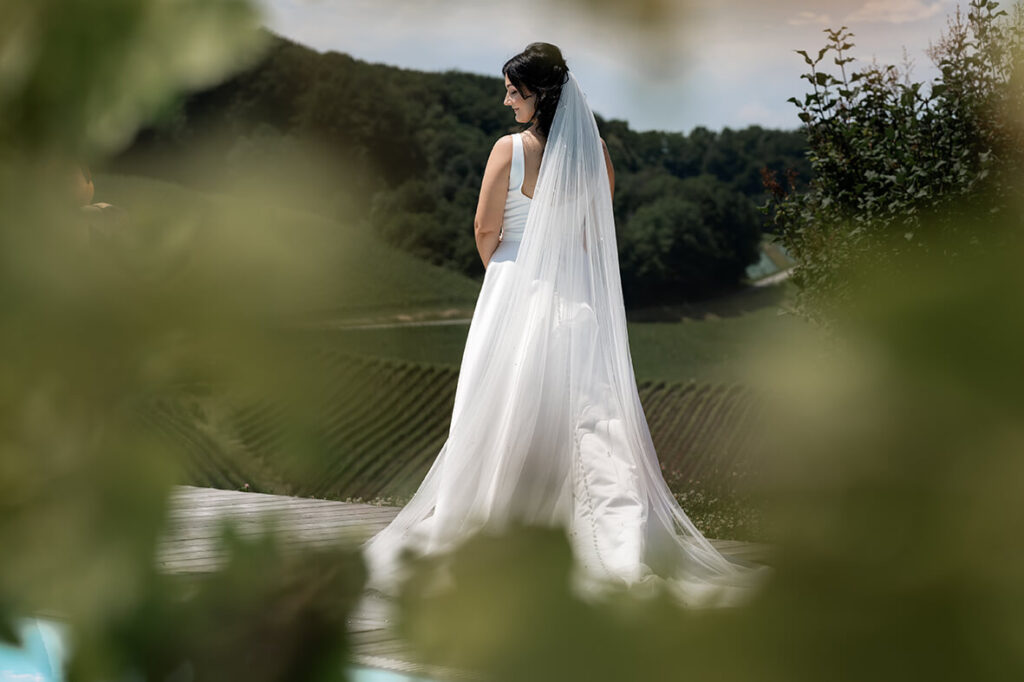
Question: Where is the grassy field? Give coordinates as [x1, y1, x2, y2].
[319, 281, 800, 384]
[145, 352, 768, 540]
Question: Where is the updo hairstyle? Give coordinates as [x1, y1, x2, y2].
[502, 42, 569, 138]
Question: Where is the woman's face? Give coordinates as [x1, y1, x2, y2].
[504, 74, 536, 124]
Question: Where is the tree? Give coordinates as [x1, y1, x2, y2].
[618, 175, 761, 305]
[762, 0, 1024, 321]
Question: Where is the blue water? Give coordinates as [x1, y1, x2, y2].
[0, 617, 70, 682]
[1, 617, 434, 682]
[348, 665, 435, 681]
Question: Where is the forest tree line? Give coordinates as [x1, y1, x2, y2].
[112, 31, 811, 306]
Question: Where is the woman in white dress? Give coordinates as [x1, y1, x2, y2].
[361, 43, 770, 608]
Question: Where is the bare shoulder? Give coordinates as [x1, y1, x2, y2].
[479, 135, 513, 191]
[491, 134, 513, 156]
[600, 136, 609, 151]
[482, 134, 511, 169]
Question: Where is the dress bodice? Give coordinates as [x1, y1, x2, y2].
[500, 133, 532, 243]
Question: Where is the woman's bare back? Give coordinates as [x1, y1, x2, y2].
[519, 128, 614, 201]
[519, 129, 545, 199]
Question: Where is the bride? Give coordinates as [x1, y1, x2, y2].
[361, 42, 770, 608]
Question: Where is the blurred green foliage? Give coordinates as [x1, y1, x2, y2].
[0, 0, 265, 159]
[67, 521, 364, 682]
[1, 0, 369, 679]
[763, 0, 1024, 324]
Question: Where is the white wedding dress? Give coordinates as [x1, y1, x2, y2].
[360, 76, 771, 610]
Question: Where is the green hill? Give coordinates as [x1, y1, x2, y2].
[94, 172, 481, 317]
[110, 30, 811, 305]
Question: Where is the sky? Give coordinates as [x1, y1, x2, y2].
[255, 0, 966, 134]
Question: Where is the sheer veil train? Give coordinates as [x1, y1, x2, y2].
[361, 68, 772, 608]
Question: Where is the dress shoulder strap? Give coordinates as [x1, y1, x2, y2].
[509, 133, 525, 191]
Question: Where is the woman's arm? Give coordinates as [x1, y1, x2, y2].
[474, 136, 513, 268]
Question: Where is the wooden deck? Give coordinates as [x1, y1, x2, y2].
[158, 485, 771, 680]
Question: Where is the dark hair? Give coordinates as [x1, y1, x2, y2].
[502, 42, 569, 138]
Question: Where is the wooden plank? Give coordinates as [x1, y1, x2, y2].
[160, 510, 399, 534]
[158, 526, 388, 550]
[351, 629, 407, 645]
[165, 499, 392, 515]
[157, 535, 378, 563]
[156, 533, 384, 566]
[157, 536, 383, 562]
[160, 511, 395, 534]
[162, 516, 389, 537]
[165, 502, 398, 518]
[163, 513, 398, 531]
[352, 635, 412, 655]
[350, 653, 479, 681]
[165, 506, 388, 520]
[168, 497, 386, 514]
[346, 620, 391, 634]
[166, 491, 376, 506]
[168, 487, 387, 511]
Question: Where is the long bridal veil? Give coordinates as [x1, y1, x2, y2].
[361, 71, 771, 608]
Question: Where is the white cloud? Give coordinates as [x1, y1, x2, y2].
[845, 0, 945, 24]
[258, 0, 952, 131]
[735, 100, 801, 129]
[788, 10, 833, 26]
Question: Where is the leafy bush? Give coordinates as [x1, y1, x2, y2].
[761, 0, 1024, 322]
[1, 2, 371, 677]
